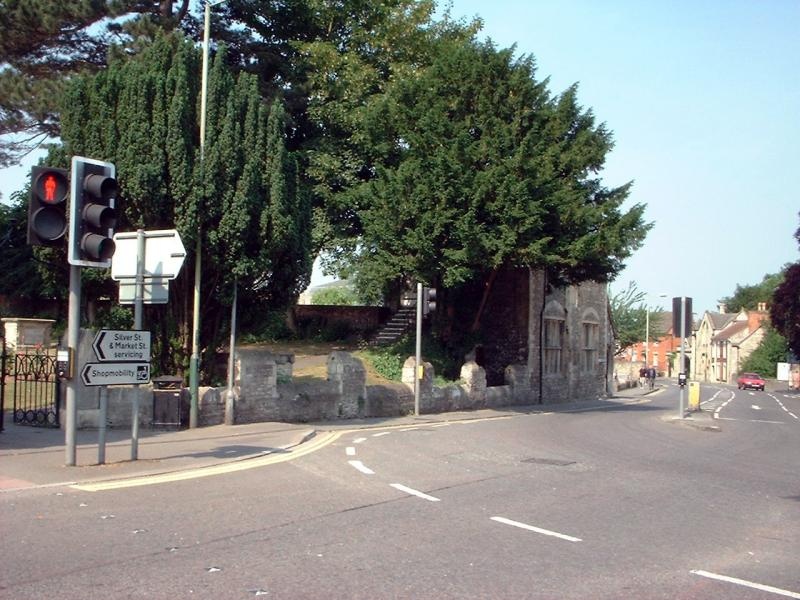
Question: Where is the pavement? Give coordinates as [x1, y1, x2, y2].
[0, 381, 705, 492]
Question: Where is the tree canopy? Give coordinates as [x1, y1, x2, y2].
[55, 33, 312, 377]
[719, 271, 784, 313]
[770, 215, 800, 358]
[337, 37, 649, 302]
[0, 0, 653, 380]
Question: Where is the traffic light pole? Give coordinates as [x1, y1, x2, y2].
[65, 264, 81, 466]
[414, 282, 422, 417]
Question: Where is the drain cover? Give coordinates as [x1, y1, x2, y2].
[522, 457, 576, 467]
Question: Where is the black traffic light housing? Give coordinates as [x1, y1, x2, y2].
[27, 166, 69, 246]
[423, 286, 437, 315]
[69, 156, 117, 268]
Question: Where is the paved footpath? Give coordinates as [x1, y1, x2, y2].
[0, 383, 669, 492]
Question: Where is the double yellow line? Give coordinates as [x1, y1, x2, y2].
[72, 431, 342, 492]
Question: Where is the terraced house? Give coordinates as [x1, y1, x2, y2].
[691, 302, 769, 384]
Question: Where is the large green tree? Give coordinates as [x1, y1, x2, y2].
[337, 38, 649, 310]
[55, 33, 312, 379]
[0, 0, 195, 167]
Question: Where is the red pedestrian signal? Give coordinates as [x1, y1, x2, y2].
[27, 166, 69, 246]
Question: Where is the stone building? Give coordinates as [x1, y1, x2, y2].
[691, 302, 769, 383]
[471, 266, 615, 402]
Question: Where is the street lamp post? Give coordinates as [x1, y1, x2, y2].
[644, 293, 667, 370]
[189, 0, 227, 428]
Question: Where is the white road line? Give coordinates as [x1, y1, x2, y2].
[701, 389, 725, 406]
[345, 446, 356, 456]
[691, 570, 800, 598]
[491, 516, 582, 542]
[713, 390, 736, 419]
[352, 437, 367, 444]
[751, 405, 762, 410]
[348, 460, 375, 475]
[770, 394, 799, 420]
[390, 483, 440, 502]
[372, 431, 392, 437]
[716, 417, 786, 424]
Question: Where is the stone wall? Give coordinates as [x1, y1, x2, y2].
[294, 305, 390, 333]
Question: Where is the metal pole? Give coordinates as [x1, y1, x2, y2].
[414, 283, 422, 416]
[189, 0, 213, 429]
[97, 386, 108, 464]
[65, 264, 81, 466]
[679, 297, 686, 419]
[130, 228, 145, 460]
[225, 280, 237, 426]
[645, 308, 649, 368]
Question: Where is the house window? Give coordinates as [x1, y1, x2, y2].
[544, 318, 565, 374]
[582, 322, 599, 372]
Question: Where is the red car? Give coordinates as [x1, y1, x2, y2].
[737, 372, 766, 391]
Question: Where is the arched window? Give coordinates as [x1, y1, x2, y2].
[581, 308, 600, 372]
[543, 300, 566, 375]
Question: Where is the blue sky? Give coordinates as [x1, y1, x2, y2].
[2, 1, 798, 314]
[443, 0, 799, 313]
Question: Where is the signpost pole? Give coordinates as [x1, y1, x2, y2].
[98, 386, 108, 464]
[130, 229, 145, 460]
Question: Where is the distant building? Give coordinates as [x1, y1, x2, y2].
[690, 302, 769, 383]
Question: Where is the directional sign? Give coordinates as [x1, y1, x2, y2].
[111, 229, 186, 281]
[81, 362, 151, 386]
[92, 330, 151, 362]
[118, 279, 169, 305]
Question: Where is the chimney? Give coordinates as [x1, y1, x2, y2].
[757, 302, 767, 312]
[718, 302, 727, 314]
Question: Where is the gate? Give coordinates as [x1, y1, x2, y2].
[0, 345, 60, 428]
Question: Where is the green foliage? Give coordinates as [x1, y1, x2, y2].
[357, 334, 465, 383]
[720, 271, 784, 312]
[93, 304, 133, 330]
[311, 286, 360, 306]
[769, 215, 800, 358]
[0, 190, 48, 298]
[740, 326, 789, 378]
[610, 282, 647, 352]
[339, 38, 649, 302]
[239, 311, 294, 344]
[0, 0, 194, 167]
[771, 262, 800, 358]
[57, 33, 312, 380]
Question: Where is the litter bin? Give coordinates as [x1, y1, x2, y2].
[152, 376, 187, 428]
[688, 380, 701, 411]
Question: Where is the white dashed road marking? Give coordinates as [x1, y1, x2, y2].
[491, 516, 582, 542]
[691, 570, 800, 598]
[390, 483, 440, 502]
[345, 446, 356, 456]
[348, 460, 375, 475]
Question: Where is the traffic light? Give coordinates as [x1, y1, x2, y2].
[27, 166, 69, 246]
[69, 156, 117, 268]
[423, 287, 437, 315]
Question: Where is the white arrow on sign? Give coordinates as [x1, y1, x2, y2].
[82, 362, 151, 386]
[111, 229, 186, 281]
[92, 330, 151, 362]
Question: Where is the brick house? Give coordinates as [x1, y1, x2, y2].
[617, 311, 683, 377]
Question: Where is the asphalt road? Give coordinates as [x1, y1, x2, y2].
[2, 383, 799, 599]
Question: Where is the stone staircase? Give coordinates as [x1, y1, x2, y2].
[370, 305, 417, 346]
